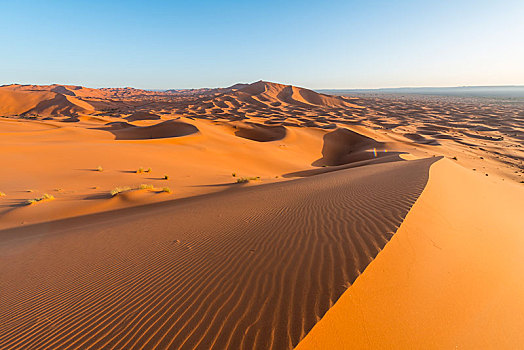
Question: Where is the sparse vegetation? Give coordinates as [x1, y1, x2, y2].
[96, 165, 103, 172]
[232, 173, 236, 177]
[110, 183, 166, 196]
[451, 156, 458, 161]
[110, 186, 132, 196]
[137, 167, 152, 174]
[163, 175, 169, 180]
[0, 191, 5, 197]
[236, 176, 260, 184]
[26, 193, 54, 205]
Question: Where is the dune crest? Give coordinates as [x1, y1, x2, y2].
[297, 159, 524, 349]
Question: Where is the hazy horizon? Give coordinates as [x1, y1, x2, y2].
[3, 81, 524, 92]
[2, 0, 523, 90]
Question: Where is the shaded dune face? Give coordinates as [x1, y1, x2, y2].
[314, 128, 385, 166]
[125, 111, 162, 122]
[0, 157, 436, 350]
[403, 132, 440, 145]
[107, 120, 199, 140]
[233, 122, 287, 142]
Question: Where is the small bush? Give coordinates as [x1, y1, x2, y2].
[139, 184, 154, 190]
[232, 173, 236, 177]
[0, 191, 5, 197]
[136, 167, 152, 174]
[236, 176, 260, 184]
[163, 175, 169, 180]
[26, 193, 54, 205]
[96, 165, 103, 172]
[162, 187, 172, 193]
[110, 186, 132, 196]
[451, 156, 458, 161]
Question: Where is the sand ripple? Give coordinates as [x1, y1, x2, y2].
[0, 158, 435, 349]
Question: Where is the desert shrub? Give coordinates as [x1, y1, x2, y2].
[137, 167, 152, 174]
[96, 165, 103, 172]
[26, 193, 55, 205]
[139, 184, 154, 190]
[236, 176, 260, 183]
[163, 175, 169, 180]
[110, 186, 132, 196]
[162, 187, 172, 193]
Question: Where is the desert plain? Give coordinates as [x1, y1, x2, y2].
[0, 81, 523, 349]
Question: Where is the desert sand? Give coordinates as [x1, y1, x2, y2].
[0, 81, 523, 349]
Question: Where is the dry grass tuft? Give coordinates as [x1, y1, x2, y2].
[26, 193, 54, 205]
[137, 167, 152, 174]
[110, 186, 132, 196]
[236, 176, 260, 184]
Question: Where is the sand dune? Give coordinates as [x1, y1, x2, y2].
[0, 87, 94, 117]
[297, 158, 524, 349]
[232, 121, 287, 142]
[237, 81, 358, 108]
[109, 120, 200, 140]
[0, 157, 435, 350]
[313, 128, 385, 166]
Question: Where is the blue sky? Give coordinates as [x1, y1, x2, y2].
[1, 0, 523, 89]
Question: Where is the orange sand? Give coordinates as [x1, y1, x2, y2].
[297, 159, 524, 349]
[0, 81, 522, 349]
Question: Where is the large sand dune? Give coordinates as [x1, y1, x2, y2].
[0, 158, 435, 350]
[0, 89, 93, 117]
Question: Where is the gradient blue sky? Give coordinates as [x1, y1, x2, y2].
[2, 0, 523, 89]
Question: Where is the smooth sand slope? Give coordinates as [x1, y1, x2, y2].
[297, 158, 524, 349]
[0, 158, 435, 350]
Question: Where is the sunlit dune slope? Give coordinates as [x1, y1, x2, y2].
[297, 158, 524, 349]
